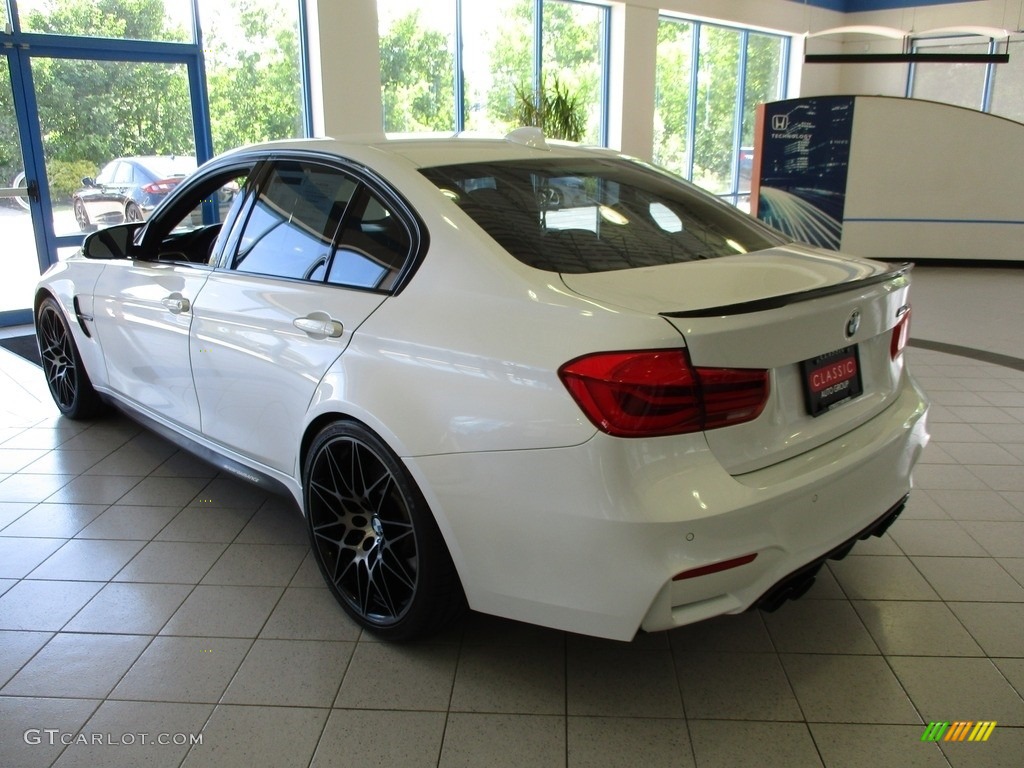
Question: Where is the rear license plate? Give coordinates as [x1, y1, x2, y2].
[801, 345, 863, 417]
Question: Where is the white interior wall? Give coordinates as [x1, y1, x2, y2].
[307, 0, 1024, 155]
[836, 0, 1024, 96]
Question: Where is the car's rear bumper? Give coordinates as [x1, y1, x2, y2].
[409, 375, 929, 641]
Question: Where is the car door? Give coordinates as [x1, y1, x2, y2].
[107, 161, 136, 219]
[90, 163, 255, 431]
[189, 157, 418, 474]
[81, 161, 121, 225]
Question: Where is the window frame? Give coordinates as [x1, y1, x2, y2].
[655, 14, 791, 207]
[378, 0, 612, 145]
[214, 153, 426, 296]
[906, 33, 1023, 119]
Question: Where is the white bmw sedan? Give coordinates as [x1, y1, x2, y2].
[35, 131, 928, 641]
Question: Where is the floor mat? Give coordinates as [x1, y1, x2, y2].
[0, 334, 41, 366]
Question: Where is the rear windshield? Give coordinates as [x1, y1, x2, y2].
[419, 158, 783, 273]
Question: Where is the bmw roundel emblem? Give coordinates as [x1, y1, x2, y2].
[846, 310, 862, 338]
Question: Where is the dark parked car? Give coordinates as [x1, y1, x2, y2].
[73, 155, 196, 231]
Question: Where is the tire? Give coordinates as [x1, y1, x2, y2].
[35, 296, 104, 419]
[13, 171, 30, 211]
[125, 202, 144, 223]
[538, 185, 562, 209]
[73, 198, 94, 232]
[303, 421, 465, 640]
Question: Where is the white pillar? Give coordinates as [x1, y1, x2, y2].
[607, 3, 658, 160]
[306, 0, 383, 137]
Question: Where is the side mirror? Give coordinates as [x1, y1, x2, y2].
[82, 222, 144, 260]
[81, 177, 96, 187]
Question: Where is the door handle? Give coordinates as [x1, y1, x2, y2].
[161, 293, 190, 314]
[293, 312, 344, 339]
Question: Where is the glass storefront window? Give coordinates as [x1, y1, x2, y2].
[1, 56, 38, 317]
[379, 0, 608, 143]
[693, 24, 741, 196]
[378, 0, 457, 133]
[990, 40, 1024, 123]
[654, 18, 693, 178]
[911, 39, 989, 111]
[198, 0, 306, 153]
[542, 0, 606, 145]
[742, 32, 786, 194]
[30, 57, 196, 238]
[462, 0, 532, 134]
[654, 15, 788, 204]
[17, 0, 194, 42]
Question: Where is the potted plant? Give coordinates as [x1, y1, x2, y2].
[512, 75, 586, 142]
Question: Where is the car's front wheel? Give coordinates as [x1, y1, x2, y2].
[303, 421, 465, 640]
[36, 296, 103, 419]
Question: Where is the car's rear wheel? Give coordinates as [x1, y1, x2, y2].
[73, 199, 93, 232]
[303, 421, 464, 640]
[125, 202, 144, 223]
[36, 296, 103, 419]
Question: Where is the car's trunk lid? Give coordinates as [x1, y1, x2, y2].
[560, 247, 914, 474]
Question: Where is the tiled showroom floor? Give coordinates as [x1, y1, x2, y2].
[0, 266, 1022, 768]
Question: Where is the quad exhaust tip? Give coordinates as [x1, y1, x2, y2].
[753, 494, 909, 613]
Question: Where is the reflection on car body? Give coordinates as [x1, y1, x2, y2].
[73, 155, 197, 231]
[35, 130, 928, 641]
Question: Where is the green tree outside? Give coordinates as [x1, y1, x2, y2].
[379, 9, 456, 133]
[204, 0, 305, 152]
[378, 0, 603, 143]
[656, 18, 786, 196]
[654, 19, 693, 177]
[4, 0, 302, 201]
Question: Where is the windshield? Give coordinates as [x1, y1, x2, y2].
[420, 158, 784, 273]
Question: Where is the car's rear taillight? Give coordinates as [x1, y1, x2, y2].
[558, 349, 769, 438]
[890, 308, 911, 359]
[142, 178, 181, 194]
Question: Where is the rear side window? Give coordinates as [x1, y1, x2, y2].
[232, 161, 358, 281]
[328, 190, 411, 291]
[229, 159, 414, 291]
[420, 158, 783, 273]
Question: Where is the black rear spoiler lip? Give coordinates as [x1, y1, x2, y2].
[659, 262, 914, 319]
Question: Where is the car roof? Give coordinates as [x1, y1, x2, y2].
[218, 132, 618, 170]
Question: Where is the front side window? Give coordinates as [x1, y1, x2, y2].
[143, 165, 253, 264]
[421, 158, 782, 273]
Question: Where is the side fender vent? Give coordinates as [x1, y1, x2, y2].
[72, 296, 93, 338]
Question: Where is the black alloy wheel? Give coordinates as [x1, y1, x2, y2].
[35, 297, 102, 419]
[304, 422, 464, 640]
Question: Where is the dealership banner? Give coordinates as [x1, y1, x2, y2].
[753, 96, 856, 250]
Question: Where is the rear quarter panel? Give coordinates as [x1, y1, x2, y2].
[302, 201, 686, 460]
